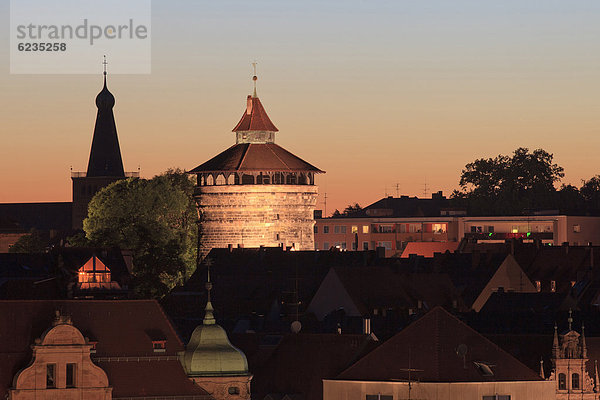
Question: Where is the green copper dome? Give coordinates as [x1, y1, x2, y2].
[181, 275, 249, 377]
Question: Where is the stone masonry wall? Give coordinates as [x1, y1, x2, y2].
[195, 185, 318, 256]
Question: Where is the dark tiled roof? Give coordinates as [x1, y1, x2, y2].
[233, 96, 278, 132]
[0, 300, 204, 398]
[189, 143, 323, 173]
[251, 334, 378, 400]
[353, 195, 452, 218]
[337, 307, 543, 382]
[0, 202, 72, 231]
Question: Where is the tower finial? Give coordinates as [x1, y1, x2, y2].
[203, 258, 215, 325]
[102, 55, 108, 88]
[252, 61, 258, 98]
[539, 358, 545, 379]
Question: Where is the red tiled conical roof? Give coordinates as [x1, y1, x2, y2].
[232, 95, 278, 132]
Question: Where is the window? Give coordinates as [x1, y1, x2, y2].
[379, 225, 393, 233]
[535, 281, 541, 292]
[483, 396, 510, 400]
[487, 226, 495, 233]
[314, 225, 318, 234]
[323, 242, 329, 250]
[559, 373, 566, 390]
[470, 226, 477, 233]
[89, 341, 98, 353]
[152, 340, 166, 353]
[323, 226, 329, 234]
[377, 241, 392, 250]
[351, 226, 358, 234]
[573, 225, 581, 233]
[362, 225, 369, 234]
[352, 242, 357, 251]
[334, 226, 347, 234]
[572, 373, 580, 389]
[551, 280, 556, 293]
[366, 395, 392, 400]
[66, 363, 76, 388]
[432, 223, 447, 234]
[46, 364, 56, 388]
[363, 242, 369, 251]
[228, 387, 240, 395]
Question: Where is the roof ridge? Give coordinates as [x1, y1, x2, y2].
[237, 143, 251, 170]
[267, 144, 291, 170]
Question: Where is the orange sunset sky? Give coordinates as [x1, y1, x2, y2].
[1, 1, 600, 215]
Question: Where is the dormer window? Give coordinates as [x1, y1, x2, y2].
[89, 341, 98, 354]
[152, 340, 166, 353]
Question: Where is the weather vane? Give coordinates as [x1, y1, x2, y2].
[252, 61, 258, 97]
[103, 55, 108, 76]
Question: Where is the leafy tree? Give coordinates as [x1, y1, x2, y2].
[83, 169, 197, 298]
[9, 229, 48, 253]
[581, 176, 600, 214]
[342, 203, 362, 216]
[455, 148, 564, 215]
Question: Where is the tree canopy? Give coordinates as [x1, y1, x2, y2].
[82, 169, 197, 298]
[454, 148, 565, 215]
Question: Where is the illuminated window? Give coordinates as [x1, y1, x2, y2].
[432, 223, 447, 234]
[46, 364, 56, 388]
[66, 363, 76, 388]
[362, 225, 369, 234]
[351, 226, 358, 234]
[559, 373, 566, 390]
[535, 281, 541, 292]
[551, 280, 556, 293]
[379, 225, 393, 233]
[573, 225, 581, 233]
[323, 226, 329, 234]
[511, 227, 518, 234]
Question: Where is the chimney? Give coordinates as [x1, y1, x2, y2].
[228, 244, 233, 252]
[363, 318, 371, 335]
[563, 242, 569, 254]
[246, 95, 253, 115]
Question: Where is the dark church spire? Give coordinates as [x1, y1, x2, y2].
[86, 56, 125, 177]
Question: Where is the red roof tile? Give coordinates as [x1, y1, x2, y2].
[233, 96, 278, 132]
[337, 307, 543, 382]
[189, 143, 323, 173]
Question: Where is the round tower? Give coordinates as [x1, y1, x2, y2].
[189, 73, 324, 256]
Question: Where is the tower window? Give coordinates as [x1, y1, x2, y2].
[152, 340, 166, 353]
[228, 387, 240, 395]
[572, 373, 580, 389]
[46, 364, 56, 388]
[559, 373, 566, 390]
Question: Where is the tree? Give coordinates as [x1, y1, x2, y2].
[455, 148, 564, 215]
[581, 175, 600, 214]
[342, 203, 362, 216]
[83, 169, 197, 298]
[9, 229, 48, 253]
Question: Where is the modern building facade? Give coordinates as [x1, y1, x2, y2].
[190, 75, 323, 257]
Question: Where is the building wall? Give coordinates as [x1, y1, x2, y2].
[195, 185, 318, 256]
[190, 375, 251, 400]
[323, 379, 556, 400]
[315, 217, 459, 257]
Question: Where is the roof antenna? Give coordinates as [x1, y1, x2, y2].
[252, 61, 258, 98]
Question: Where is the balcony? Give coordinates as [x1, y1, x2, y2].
[71, 171, 140, 178]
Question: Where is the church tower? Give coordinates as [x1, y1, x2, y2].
[71, 59, 137, 229]
[548, 311, 597, 399]
[189, 71, 323, 256]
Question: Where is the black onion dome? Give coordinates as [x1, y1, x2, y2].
[95, 76, 115, 109]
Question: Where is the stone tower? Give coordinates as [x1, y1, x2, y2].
[548, 312, 597, 399]
[71, 64, 137, 230]
[189, 74, 323, 256]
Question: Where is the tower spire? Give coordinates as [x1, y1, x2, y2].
[203, 258, 215, 325]
[568, 309, 573, 331]
[252, 61, 258, 98]
[539, 358, 545, 379]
